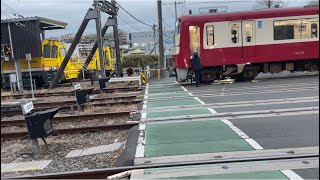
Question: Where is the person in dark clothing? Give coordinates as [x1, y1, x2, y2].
[126, 67, 134, 85]
[127, 67, 134, 77]
[190, 52, 202, 87]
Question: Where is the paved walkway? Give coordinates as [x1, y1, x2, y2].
[132, 78, 313, 179]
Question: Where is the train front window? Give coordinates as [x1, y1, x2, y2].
[189, 26, 200, 54]
[206, 25, 214, 46]
[51, 46, 58, 58]
[43, 45, 50, 58]
[60, 48, 66, 58]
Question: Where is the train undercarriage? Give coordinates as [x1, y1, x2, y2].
[175, 59, 319, 83]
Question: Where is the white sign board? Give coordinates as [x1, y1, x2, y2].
[74, 84, 81, 90]
[4, 56, 9, 61]
[22, 101, 34, 115]
[9, 74, 17, 83]
[26, 53, 32, 61]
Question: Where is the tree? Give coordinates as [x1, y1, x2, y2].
[255, 0, 286, 8]
[122, 55, 158, 68]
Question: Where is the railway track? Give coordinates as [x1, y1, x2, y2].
[1, 111, 137, 127]
[3, 152, 318, 179]
[1, 98, 143, 117]
[1, 86, 143, 100]
[1, 122, 138, 140]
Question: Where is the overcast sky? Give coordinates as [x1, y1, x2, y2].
[1, 0, 310, 38]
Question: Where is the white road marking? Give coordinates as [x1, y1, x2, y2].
[181, 86, 188, 91]
[220, 115, 303, 180]
[139, 124, 146, 130]
[141, 112, 147, 119]
[188, 93, 194, 96]
[135, 144, 145, 158]
[244, 139, 264, 150]
[193, 97, 205, 105]
[281, 170, 304, 180]
[207, 108, 217, 114]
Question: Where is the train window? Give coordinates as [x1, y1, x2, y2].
[274, 19, 301, 40]
[43, 45, 50, 58]
[51, 46, 58, 58]
[206, 25, 214, 46]
[244, 23, 253, 43]
[311, 23, 318, 38]
[230, 24, 239, 44]
[105, 51, 110, 66]
[303, 18, 319, 38]
[174, 21, 180, 47]
[60, 48, 66, 58]
[189, 26, 200, 54]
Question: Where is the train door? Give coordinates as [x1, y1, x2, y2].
[228, 22, 242, 61]
[189, 26, 201, 56]
[242, 21, 256, 61]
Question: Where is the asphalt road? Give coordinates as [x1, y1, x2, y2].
[184, 75, 319, 179]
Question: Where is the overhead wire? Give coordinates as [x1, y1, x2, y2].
[115, 1, 153, 28]
[1, 2, 43, 41]
[1, 8, 42, 42]
[117, 14, 144, 32]
[1, 2, 43, 34]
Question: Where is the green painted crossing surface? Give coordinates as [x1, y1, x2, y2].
[145, 139, 252, 157]
[148, 92, 188, 98]
[147, 98, 200, 108]
[142, 81, 286, 179]
[148, 87, 184, 93]
[145, 121, 252, 157]
[147, 108, 210, 118]
[161, 171, 288, 179]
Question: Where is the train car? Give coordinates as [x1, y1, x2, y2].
[1, 39, 79, 88]
[172, 7, 319, 82]
[2, 39, 118, 88]
[75, 47, 119, 78]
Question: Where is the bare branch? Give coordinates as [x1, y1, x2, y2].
[255, 0, 286, 8]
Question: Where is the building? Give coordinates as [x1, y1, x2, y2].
[305, 0, 319, 7]
[57, 31, 129, 46]
[128, 30, 175, 55]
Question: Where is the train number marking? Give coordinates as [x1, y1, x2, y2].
[294, 51, 305, 55]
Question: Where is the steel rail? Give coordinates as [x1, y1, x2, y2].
[32, 95, 141, 108]
[1, 122, 138, 140]
[3, 154, 318, 179]
[1, 87, 143, 100]
[1, 99, 143, 117]
[1, 111, 136, 127]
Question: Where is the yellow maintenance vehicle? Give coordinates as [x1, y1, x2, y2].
[1, 39, 118, 88]
[76, 47, 118, 79]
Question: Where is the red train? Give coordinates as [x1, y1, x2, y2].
[172, 7, 319, 82]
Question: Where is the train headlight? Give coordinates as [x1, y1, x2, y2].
[246, 62, 251, 65]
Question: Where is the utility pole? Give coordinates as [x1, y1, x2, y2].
[174, 1, 177, 21]
[111, 0, 122, 77]
[8, 22, 23, 91]
[157, 0, 165, 78]
[152, 24, 157, 55]
[94, 1, 106, 78]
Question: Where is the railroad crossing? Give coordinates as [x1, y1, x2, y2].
[132, 74, 319, 179]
